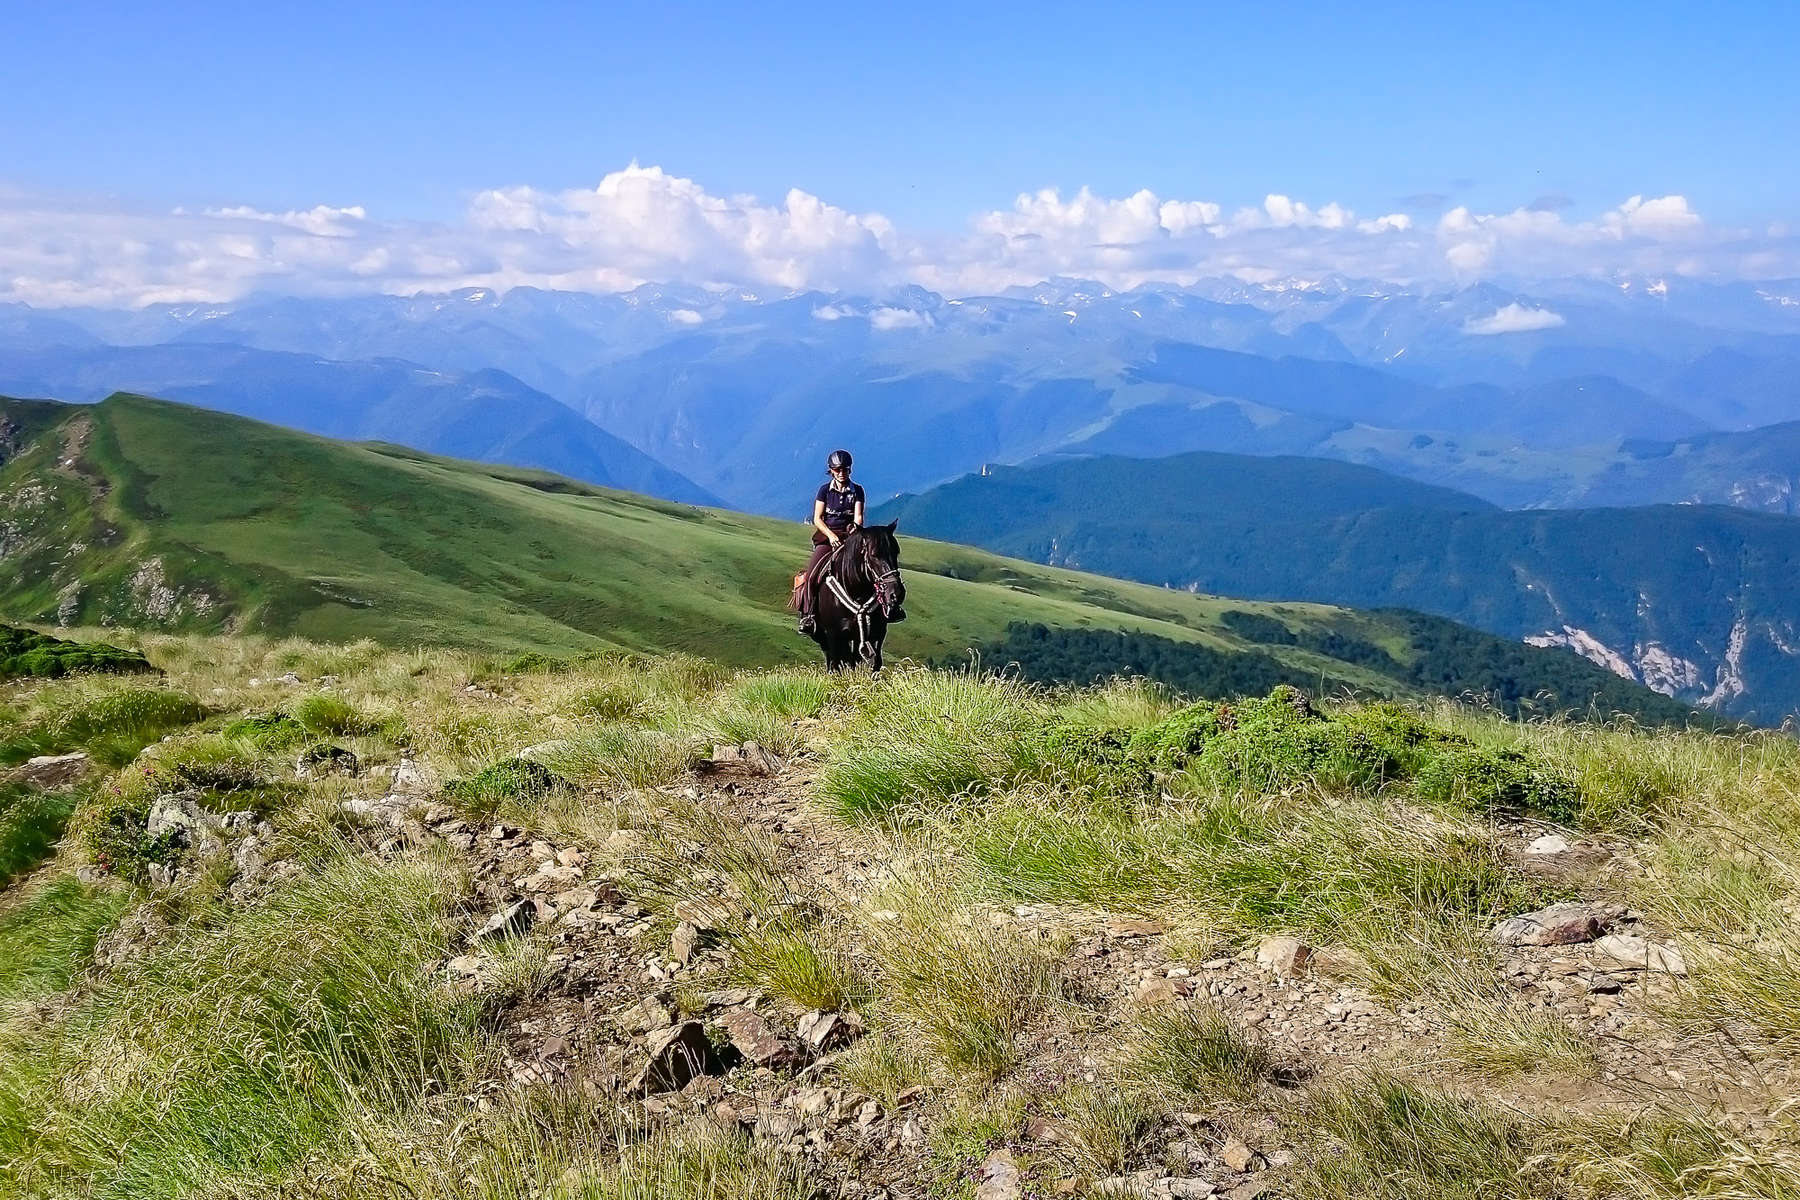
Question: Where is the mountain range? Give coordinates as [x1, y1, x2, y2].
[875, 452, 1800, 724]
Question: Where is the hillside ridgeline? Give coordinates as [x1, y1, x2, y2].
[0, 394, 1697, 722]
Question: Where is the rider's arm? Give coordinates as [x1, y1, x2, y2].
[813, 498, 839, 544]
[851, 496, 865, 531]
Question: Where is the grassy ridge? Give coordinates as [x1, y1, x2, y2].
[0, 394, 1702, 720]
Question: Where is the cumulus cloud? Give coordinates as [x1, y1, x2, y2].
[1462, 302, 1567, 335]
[667, 308, 703, 325]
[869, 306, 927, 331]
[0, 165, 1793, 308]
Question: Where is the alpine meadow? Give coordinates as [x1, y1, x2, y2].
[5, 6, 1800, 1198]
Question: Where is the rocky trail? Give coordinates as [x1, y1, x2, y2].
[21, 704, 1790, 1199]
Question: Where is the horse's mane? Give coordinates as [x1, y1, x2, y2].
[828, 525, 899, 588]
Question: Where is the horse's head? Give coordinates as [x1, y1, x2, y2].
[853, 522, 905, 619]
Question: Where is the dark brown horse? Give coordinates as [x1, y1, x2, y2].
[807, 523, 906, 671]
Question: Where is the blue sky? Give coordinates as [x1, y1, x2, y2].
[4, 1, 1797, 305]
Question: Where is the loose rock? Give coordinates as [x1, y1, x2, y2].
[717, 1008, 798, 1067]
[1593, 933, 1688, 975]
[473, 900, 535, 943]
[1490, 901, 1623, 946]
[1256, 936, 1312, 977]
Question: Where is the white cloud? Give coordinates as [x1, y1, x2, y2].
[811, 303, 855, 320]
[1462, 302, 1567, 335]
[869, 306, 927, 331]
[667, 308, 703, 325]
[0, 168, 1793, 309]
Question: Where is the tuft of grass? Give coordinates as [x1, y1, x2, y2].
[0, 780, 80, 888]
[1047, 1085, 1161, 1176]
[0, 875, 132, 1004]
[587, 1120, 818, 1200]
[540, 723, 690, 791]
[730, 923, 865, 1012]
[0, 849, 481, 1197]
[288, 693, 375, 738]
[1295, 1073, 1562, 1200]
[835, 1031, 933, 1107]
[1126, 1003, 1274, 1099]
[960, 792, 1535, 942]
[220, 709, 309, 750]
[819, 668, 1046, 821]
[695, 668, 835, 755]
[862, 882, 1060, 1081]
[1, 684, 207, 767]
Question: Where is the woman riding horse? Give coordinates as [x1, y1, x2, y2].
[796, 449, 864, 635]
[793, 450, 906, 669]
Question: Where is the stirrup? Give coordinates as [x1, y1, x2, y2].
[797, 613, 816, 634]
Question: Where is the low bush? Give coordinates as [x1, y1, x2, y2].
[445, 757, 572, 818]
[0, 624, 153, 681]
[1412, 745, 1581, 823]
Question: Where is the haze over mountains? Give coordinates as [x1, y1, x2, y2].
[2, 273, 1797, 517]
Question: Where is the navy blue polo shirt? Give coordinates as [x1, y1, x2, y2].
[817, 481, 864, 532]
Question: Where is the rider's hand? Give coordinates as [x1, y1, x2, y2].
[827, 533, 841, 547]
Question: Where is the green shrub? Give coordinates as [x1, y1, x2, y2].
[1413, 745, 1582, 823]
[0, 624, 153, 681]
[221, 710, 309, 750]
[157, 736, 269, 793]
[80, 793, 180, 882]
[1123, 701, 1231, 775]
[288, 694, 375, 738]
[445, 757, 571, 817]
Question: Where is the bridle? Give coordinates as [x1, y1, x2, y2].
[822, 534, 902, 660]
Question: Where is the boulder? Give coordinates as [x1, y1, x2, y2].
[1525, 833, 1572, 855]
[1490, 902, 1623, 947]
[15, 751, 89, 788]
[146, 791, 224, 854]
[670, 921, 702, 965]
[296, 744, 360, 780]
[1220, 1136, 1261, 1172]
[473, 900, 535, 944]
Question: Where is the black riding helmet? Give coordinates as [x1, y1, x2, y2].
[827, 449, 852, 472]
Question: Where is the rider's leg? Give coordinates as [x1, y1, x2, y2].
[796, 540, 830, 632]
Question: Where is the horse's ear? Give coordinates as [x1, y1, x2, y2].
[884, 520, 899, 534]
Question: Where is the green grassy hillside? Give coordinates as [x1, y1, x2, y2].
[0, 394, 1696, 719]
[876, 451, 1800, 724]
